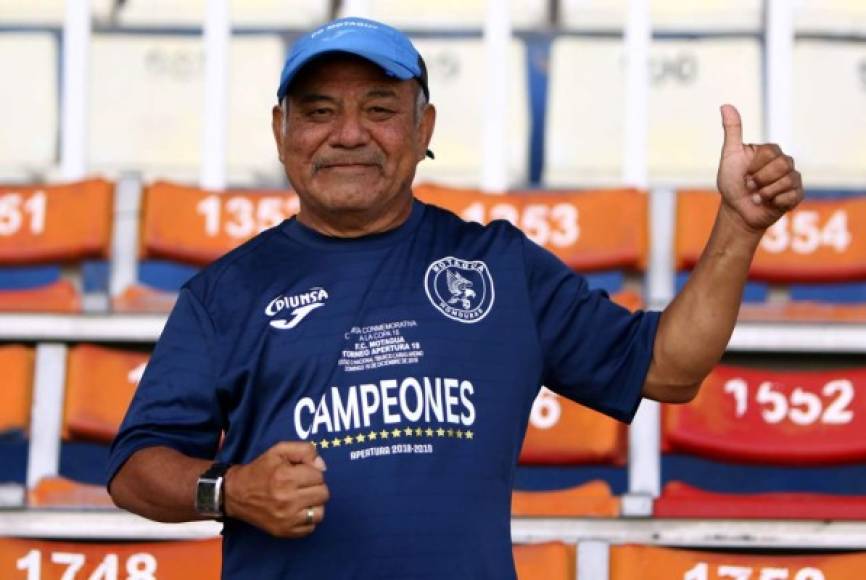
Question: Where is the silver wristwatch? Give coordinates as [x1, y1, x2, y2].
[195, 462, 230, 519]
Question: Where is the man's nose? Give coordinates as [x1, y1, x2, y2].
[329, 110, 370, 149]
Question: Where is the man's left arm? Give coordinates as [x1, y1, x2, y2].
[642, 104, 804, 403]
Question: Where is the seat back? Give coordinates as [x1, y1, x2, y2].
[63, 344, 149, 443]
[513, 542, 576, 580]
[663, 364, 866, 465]
[545, 37, 762, 187]
[113, 0, 328, 28]
[793, 40, 866, 187]
[410, 38, 529, 188]
[0, 33, 57, 178]
[362, 0, 549, 29]
[0, 345, 34, 434]
[611, 544, 866, 580]
[559, 0, 762, 31]
[415, 185, 647, 272]
[88, 34, 284, 184]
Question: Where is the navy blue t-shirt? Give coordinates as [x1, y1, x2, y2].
[108, 199, 659, 579]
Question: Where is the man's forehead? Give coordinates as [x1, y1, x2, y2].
[288, 54, 412, 98]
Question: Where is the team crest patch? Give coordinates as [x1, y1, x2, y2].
[424, 257, 495, 323]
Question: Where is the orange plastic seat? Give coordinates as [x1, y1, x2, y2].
[512, 480, 619, 517]
[114, 181, 300, 311]
[611, 544, 866, 579]
[663, 365, 866, 465]
[737, 301, 866, 322]
[0, 180, 113, 312]
[140, 181, 299, 265]
[415, 184, 648, 271]
[655, 481, 866, 519]
[520, 387, 626, 465]
[513, 541, 576, 580]
[63, 344, 149, 443]
[0, 537, 221, 579]
[28, 476, 114, 508]
[0, 345, 34, 433]
[677, 191, 866, 283]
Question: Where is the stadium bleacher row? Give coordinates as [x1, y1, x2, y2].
[2, 0, 866, 578]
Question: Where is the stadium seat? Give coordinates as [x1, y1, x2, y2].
[0, 537, 221, 579]
[512, 480, 619, 517]
[410, 38, 529, 188]
[677, 191, 866, 321]
[793, 40, 866, 188]
[114, 181, 298, 311]
[520, 388, 626, 465]
[114, 0, 329, 28]
[360, 0, 549, 30]
[0, 180, 114, 312]
[416, 184, 646, 310]
[63, 344, 149, 444]
[544, 37, 762, 187]
[655, 481, 866, 519]
[27, 344, 149, 508]
[611, 544, 866, 580]
[659, 364, 866, 518]
[663, 365, 866, 465]
[415, 184, 647, 271]
[794, 0, 866, 35]
[0, 33, 57, 179]
[0, 345, 34, 434]
[88, 34, 284, 185]
[513, 541, 576, 580]
[0, 0, 112, 25]
[559, 0, 762, 31]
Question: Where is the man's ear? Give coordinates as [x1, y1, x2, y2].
[272, 104, 285, 163]
[417, 103, 436, 162]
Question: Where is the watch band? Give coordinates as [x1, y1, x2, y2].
[195, 462, 231, 519]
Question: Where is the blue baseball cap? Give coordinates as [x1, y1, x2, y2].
[276, 17, 429, 102]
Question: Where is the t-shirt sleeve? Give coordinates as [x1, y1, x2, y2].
[106, 286, 224, 487]
[523, 236, 660, 423]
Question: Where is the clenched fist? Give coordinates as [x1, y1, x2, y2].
[716, 104, 804, 233]
[224, 442, 329, 538]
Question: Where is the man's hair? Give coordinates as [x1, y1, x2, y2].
[279, 84, 429, 136]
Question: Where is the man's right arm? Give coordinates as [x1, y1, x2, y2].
[109, 442, 329, 537]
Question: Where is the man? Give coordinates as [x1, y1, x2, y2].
[107, 16, 803, 579]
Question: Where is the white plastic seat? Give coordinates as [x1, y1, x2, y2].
[0, 0, 112, 25]
[0, 33, 57, 176]
[88, 33, 285, 185]
[559, 0, 762, 32]
[356, 0, 549, 30]
[793, 40, 866, 187]
[544, 37, 763, 188]
[794, 0, 866, 35]
[411, 38, 530, 188]
[115, 0, 329, 29]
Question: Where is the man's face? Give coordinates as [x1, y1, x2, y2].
[273, 55, 435, 221]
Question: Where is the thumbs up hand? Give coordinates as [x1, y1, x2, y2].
[716, 104, 803, 233]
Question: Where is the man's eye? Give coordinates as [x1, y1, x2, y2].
[368, 106, 396, 120]
[308, 108, 332, 119]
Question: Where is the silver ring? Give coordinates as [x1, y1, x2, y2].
[305, 507, 315, 526]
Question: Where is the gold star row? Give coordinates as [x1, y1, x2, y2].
[310, 426, 475, 449]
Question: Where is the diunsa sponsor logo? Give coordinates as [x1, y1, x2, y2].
[266, 287, 329, 329]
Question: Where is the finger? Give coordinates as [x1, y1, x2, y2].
[746, 144, 784, 175]
[754, 171, 800, 201]
[720, 104, 744, 155]
[751, 155, 795, 187]
[297, 504, 326, 527]
[294, 483, 330, 508]
[275, 462, 326, 488]
[770, 189, 804, 211]
[269, 441, 327, 471]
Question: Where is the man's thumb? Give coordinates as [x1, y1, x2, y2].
[720, 104, 743, 154]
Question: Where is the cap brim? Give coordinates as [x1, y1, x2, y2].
[278, 46, 417, 100]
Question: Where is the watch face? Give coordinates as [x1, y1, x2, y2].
[196, 478, 219, 515]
